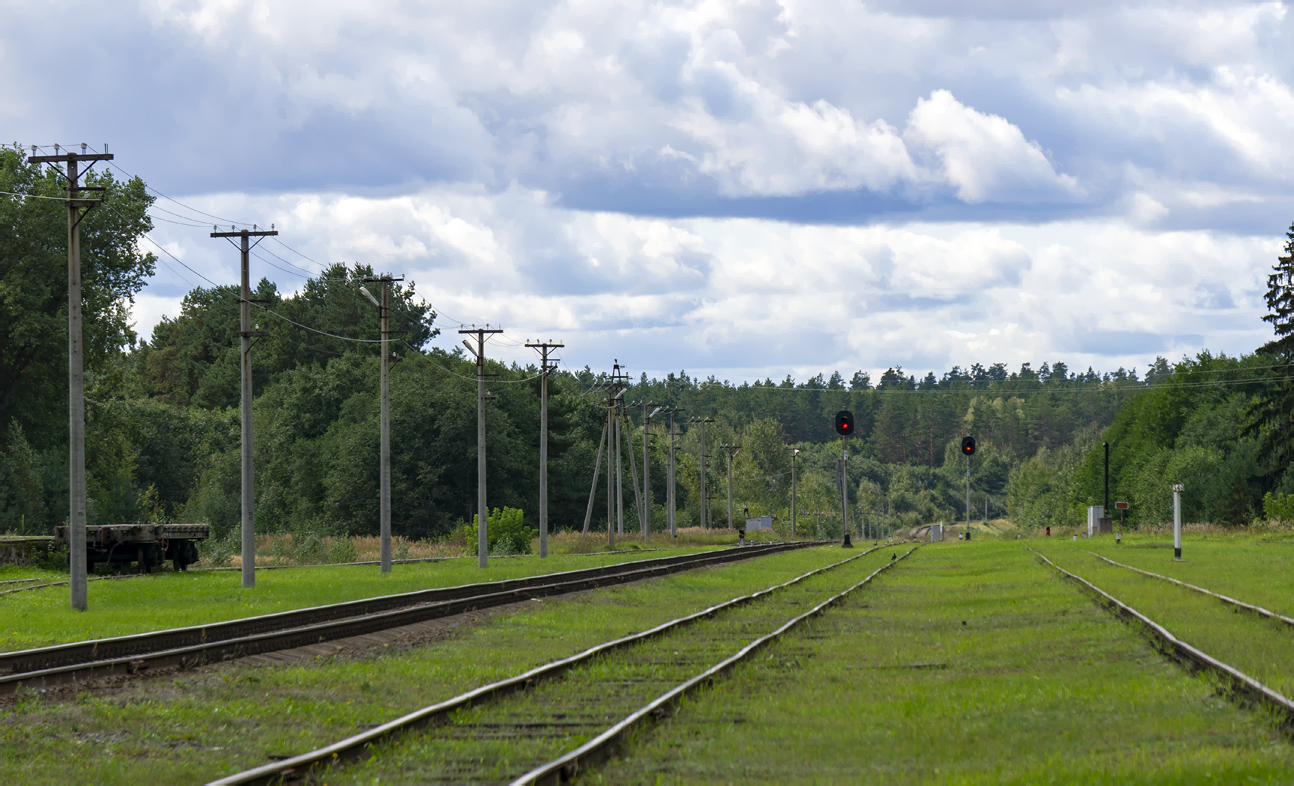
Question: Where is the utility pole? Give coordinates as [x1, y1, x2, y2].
[361, 275, 403, 573]
[527, 341, 564, 558]
[663, 408, 683, 537]
[211, 223, 277, 588]
[635, 401, 660, 537]
[720, 444, 741, 529]
[29, 144, 113, 610]
[689, 417, 714, 527]
[606, 389, 616, 548]
[608, 363, 630, 535]
[788, 447, 800, 537]
[581, 415, 607, 536]
[460, 326, 502, 567]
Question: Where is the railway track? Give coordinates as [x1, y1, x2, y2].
[1034, 550, 1294, 726]
[0, 542, 813, 696]
[208, 545, 916, 785]
[1084, 550, 1294, 629]
[0, 546, 676, 597]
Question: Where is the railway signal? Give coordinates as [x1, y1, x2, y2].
[962, 436, 974, 540]
[836, 411, 853, 548]
[834, 410, 854, 436]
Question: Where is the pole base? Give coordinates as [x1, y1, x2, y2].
[842, 534, 853, 548]
[965, 529, 971, 541]
[1174, 547, 1181, 560]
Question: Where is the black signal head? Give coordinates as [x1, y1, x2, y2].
[961, 436, 976, 456]
[834, 410, 855, 436]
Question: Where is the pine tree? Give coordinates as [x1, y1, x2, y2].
[1264, 222, 1294, 359]
[1246, 222, 1294, 477]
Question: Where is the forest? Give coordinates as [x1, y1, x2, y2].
[5, 143, 1294, 550]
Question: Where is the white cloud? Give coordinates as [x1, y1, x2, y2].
[134, 185, 1274, 383]
[905, 90, 1080, 203]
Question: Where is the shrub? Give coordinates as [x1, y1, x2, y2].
[1263, 491, 1294, 523]
[488, 507, 532, 555]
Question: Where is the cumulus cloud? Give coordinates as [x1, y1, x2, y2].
[136, 186, 1274, 382]
[905, 90, 1081, 203]
[7, 0, 1288, 379]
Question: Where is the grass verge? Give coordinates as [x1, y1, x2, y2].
[0, 546, 727, 652]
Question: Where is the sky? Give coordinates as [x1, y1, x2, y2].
[5, 0, 1292, 383]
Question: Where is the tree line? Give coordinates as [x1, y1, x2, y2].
[6, 140, 1294, 544]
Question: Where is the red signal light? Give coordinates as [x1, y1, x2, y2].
[834, 411, 854, 436]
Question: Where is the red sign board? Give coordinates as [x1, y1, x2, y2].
[1115, 502, 1129, 510]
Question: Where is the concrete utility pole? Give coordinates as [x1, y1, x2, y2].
[361, 275, 403, 573]
[720, 444, 741, 529]
[606, 397, 615, 548]
[663, 408, 683, 537]
[211, 224, 277, 588]
[581, 416, 607, 535]
[622, 409, 645, 537]
[29, 145, 114, 610]
[527, 341, 563, 558]
[788, 447, 801, 537]
[689, 417, 715, 528]
[634, 401, 660, 537]
[608, 362, 630, 539]
[460, 326, 502, 568]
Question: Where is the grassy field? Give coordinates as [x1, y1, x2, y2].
[1076, 530, 1294, 615]
[329, 547, 898, 783]
[1037, 539, 1294, 701]
[0, 545, 728, 651]
[6, 535, 1294, 783]
[600, 540, 1294, 783]
[0, 546, 847, 784]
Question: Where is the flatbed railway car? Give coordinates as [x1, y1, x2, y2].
[53, 523, 209, 573]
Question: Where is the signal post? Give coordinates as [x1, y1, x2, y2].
[834, 411, 854, 547]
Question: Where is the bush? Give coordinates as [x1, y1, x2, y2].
[488, 507, 532, 555]
[1264, 491, 1294, 523]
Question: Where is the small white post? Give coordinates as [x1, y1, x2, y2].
[1172, 483, 1184, 559]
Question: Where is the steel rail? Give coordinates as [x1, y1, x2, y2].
[0, 547, 679, 597]
[1034, 550, 1294, 722]
[1083, 550, 1294, 628]
[206, 545, 882, 786]
[512, 546, 920, 786]
[0, 543, 811, 693]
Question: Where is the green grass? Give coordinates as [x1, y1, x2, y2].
[1078, 531, 1294, 617]
[1039, 541, 1294, 701]
[599, 540, 1294, 783]
[330, 547, 897, 782]
[0, 546, 726, 651]
[0, 566, 65, 584]
[0, 546, 846, 785]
